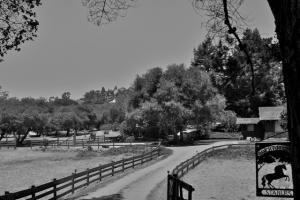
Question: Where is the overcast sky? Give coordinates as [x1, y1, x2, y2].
[0, 0, 275, 99]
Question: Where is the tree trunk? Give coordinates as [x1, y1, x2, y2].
[267, 0, 300, 198]
[0, 132, 4, 141]
[19, 130, 30, 145]
[66, 129, 70, 137]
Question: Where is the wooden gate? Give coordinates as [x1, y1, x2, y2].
[167, 174, 194, 200]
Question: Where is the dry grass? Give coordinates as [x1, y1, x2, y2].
[0, 145, 149, 194]
[148, 145, 292, 200]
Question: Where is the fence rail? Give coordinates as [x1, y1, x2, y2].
[172, 143, 254, 178]
[0, 146, 161, 200]
[167, 174, 194, 200]
[0, 137, 154, 149]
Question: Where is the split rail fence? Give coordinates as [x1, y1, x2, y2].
[172, 143, 253, 178]
[0, 137, 149, 149]
[167, 143, 253, 200]
[0, 146, 161, 200]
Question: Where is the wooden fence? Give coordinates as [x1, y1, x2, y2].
[0, 146, 161, 200]
[172, 143, 253, 178]
[0, 137, 152, 149]
[167, 143, 253, 200]
[167, 174, 194, 200]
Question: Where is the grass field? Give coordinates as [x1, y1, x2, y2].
[148, 145, 292, 200]
[0, 145, 150, 194]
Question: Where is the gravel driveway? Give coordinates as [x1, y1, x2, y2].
[76, 140, 240, 200]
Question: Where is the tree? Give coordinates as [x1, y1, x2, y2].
[192, 30, 285, 117]
[0, 0, 41, 58]
[159, 101, 191, 141]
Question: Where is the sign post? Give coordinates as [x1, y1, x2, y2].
[255, 141, 294, 198]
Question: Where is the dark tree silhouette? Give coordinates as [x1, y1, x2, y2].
[0, 0, 41, 58]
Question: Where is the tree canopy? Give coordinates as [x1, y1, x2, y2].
[0, 0, 41, 57]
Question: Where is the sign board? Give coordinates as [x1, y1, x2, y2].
[255, 142, 294, 198]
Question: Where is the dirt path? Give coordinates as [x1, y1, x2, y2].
[77, 140, 240, 200]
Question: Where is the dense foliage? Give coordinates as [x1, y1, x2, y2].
[192, 29, 284, 117]
[0, 0, 41, 58]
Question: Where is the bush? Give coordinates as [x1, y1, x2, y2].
[100, 123, 112, 130]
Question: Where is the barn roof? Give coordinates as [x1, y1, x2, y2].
[259, 106, 285, 121]
[236, 118, 260, 125]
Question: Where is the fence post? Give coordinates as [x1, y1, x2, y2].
[97, 138, 100, 150]
[99, 165, 102, 181]
[72, 170, 76, 194]
[31, 185, 36, 200]
[188, 188, 193, 200]
[150, 150, 153, 160]
[132, 155, 135, 168]
[14, 137, 16, 150]
[167, 172, 170, 200]
[53, 178, 57, 199]
[4, 191, 12, 200]
[87, 168, 90, 186]
[122, 158, 125, 172]
[141, 152, 144, 165]
[112, 161, 114, 176]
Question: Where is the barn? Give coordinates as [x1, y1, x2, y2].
[236, 118, 263, 139]
[259, 106, 285, 139]
[236, 106, 285, 140]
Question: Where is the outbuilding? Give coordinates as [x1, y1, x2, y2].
[236, 118, 263, 139]
[259, 106, 285, 138]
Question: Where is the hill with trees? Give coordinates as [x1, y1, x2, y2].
[0, 29, 284, 144]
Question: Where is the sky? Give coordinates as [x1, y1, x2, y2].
[0, 0, 275, 99]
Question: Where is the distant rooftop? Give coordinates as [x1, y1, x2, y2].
[259, 106, 285, 121]
[236, 118, 260, 125]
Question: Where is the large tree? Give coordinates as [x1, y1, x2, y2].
[192, 29, 285, 117]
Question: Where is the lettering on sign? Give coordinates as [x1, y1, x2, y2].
[255, 142, 293, 198]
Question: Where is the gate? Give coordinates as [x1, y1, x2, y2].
[167, 174, 194, 200]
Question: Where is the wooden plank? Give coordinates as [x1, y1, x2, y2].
[55, 175, 72, 185]
[74, 176, 87, 184]
[73, 182, 87, 191]
[56, 181, 73, 191]
[35, 189, 54, 199]
[101, 167, 113, 173]
[31, 181, 53, 192]
[55, 188, 73, 199]
[74, 170, 87, 178]
[13, 188, 32, 199]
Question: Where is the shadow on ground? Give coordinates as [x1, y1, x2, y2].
[80, 194, 123, 200]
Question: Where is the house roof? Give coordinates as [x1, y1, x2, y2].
[236, 118, 260, 125]
[259, 106, 285, 121]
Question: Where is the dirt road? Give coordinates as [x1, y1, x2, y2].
[77, 140, 239, 200]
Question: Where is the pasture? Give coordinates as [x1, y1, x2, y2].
[0, 145, 150, 195]
[149, 145, 292, 200]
